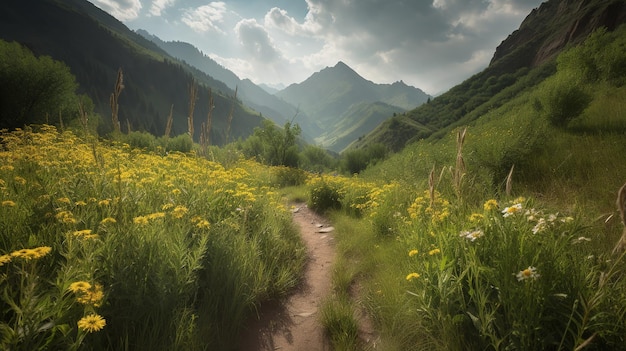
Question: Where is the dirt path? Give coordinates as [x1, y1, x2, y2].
[237, 203, 336, 351]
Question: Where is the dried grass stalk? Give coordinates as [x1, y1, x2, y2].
[612, 182, 626, 254]
[505, 164, 515, 196]
[225, 86, 237, 143]
[188, 81, 198, 139]
[110, 68, 124, 133]
[164, 104, 173, 138]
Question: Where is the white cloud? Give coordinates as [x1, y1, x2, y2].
[149, 0, 176, 17]
[89, 0, 142, 21]
[182, 2, 227, 34]
[89, 0, 545, 94]
[235, 18, 281, 62]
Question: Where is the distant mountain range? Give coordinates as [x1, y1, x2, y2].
[137, 33, 430, 152]
[0, 0, 431, 151]
[276, 62, 430, 151]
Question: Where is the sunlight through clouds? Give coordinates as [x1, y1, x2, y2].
[182, 2, 227, 34]
[87, 0, 545, 94]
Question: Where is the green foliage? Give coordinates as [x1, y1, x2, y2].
[271, 166, 308, 187]
[557, 26, 626, 86]
[342, 143, 389, 174]
[164, 134, 193, 153]
[241, 120, 301, 167]
[300, 145, 337, 172]
[539, 72, 591, 129]
[308, 177, 343, 213]
[125, 131, 158, 150]
[0, 40, 79, 129]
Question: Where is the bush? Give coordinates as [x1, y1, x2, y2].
[308, 178, 342, 213]
[540, 74, 591, 128]
[272, 166, 308, 187]
[125, 131, 157, 150]
[165, 134, 193, 153]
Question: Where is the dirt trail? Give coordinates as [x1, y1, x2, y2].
[238, 203, 336, 351]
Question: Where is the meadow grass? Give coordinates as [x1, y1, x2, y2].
[0, 125, 306, 350]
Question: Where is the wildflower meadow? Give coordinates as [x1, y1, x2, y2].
[0, 125, 305, 350]
[306, 144, 626, 350]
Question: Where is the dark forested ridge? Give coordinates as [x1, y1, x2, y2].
[0, 0, 263, 144]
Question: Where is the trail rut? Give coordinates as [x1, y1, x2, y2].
[238, 203, 335, 351]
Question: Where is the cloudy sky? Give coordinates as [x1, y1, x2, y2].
[87, 0, 545, 94]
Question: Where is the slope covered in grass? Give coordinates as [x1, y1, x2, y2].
[309, 25, 626, 351]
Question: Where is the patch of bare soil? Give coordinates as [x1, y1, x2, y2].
[237, 203, 335, 351]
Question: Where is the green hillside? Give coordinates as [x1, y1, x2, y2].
[308, 22, 626, 351]
[315, 101, 405, 153]
[354, 0, 626, 152]
[0, 0, 264, 144]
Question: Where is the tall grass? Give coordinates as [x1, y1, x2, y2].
[0, 125, 305, 350]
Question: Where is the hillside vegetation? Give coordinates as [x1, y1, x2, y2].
[311, 24, 626, 351]
[354, 0, 626, 152]
[2, 1, 626, 350]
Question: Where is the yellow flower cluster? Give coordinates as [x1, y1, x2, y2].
[407, 190, 450, 224]
[77, 314, 106, 333]
[8, 246, 52, 261]
[73, 229, 100, 240]
[68, 281, 105, 307]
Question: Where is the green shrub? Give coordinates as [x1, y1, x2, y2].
[308, 178, 342, 213]
[125, 130, 157, 150]
[272, 166, 308, 187]
[166, 134, 193, 153]
[540, 74, 592, 128]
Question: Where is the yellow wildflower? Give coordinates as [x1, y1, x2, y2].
[0, 165, 14, 171]
[77, 314, 106, 333]
[406, 273, 420, 281]
[512, 196, 526, 204]
[73, 229, 92, 237]
[2, 200, 16, 207]
[11, 249, 37, 260]
[196, 220, 210, 229]
[98, 199, 110, 206]
[32, 246, 51, 258]
[408, 249, 419, 257]
[133, 216, 149, 225]
[76, 283, 104, 307]
[171, 205, 188, 219]
[468, 213, 484, 223]
[57, 197, 71, 204]
[75, 200, 87, 206]
[146, 212, 166, 220]
[13, 176, 26, 185]
[100, 217, 117, 225]
[428, 248, 441, 256]
[68, 281, 91, 293]
[0, 254, 12, 266]
[483, 199, 499, 211]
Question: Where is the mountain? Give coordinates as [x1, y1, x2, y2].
[136, 30, 320, 142]
[0, 0, 264, 144]
[353, 0, 626, 152]
[276, 61, 430, 150]
[315, 101, 405, 153]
